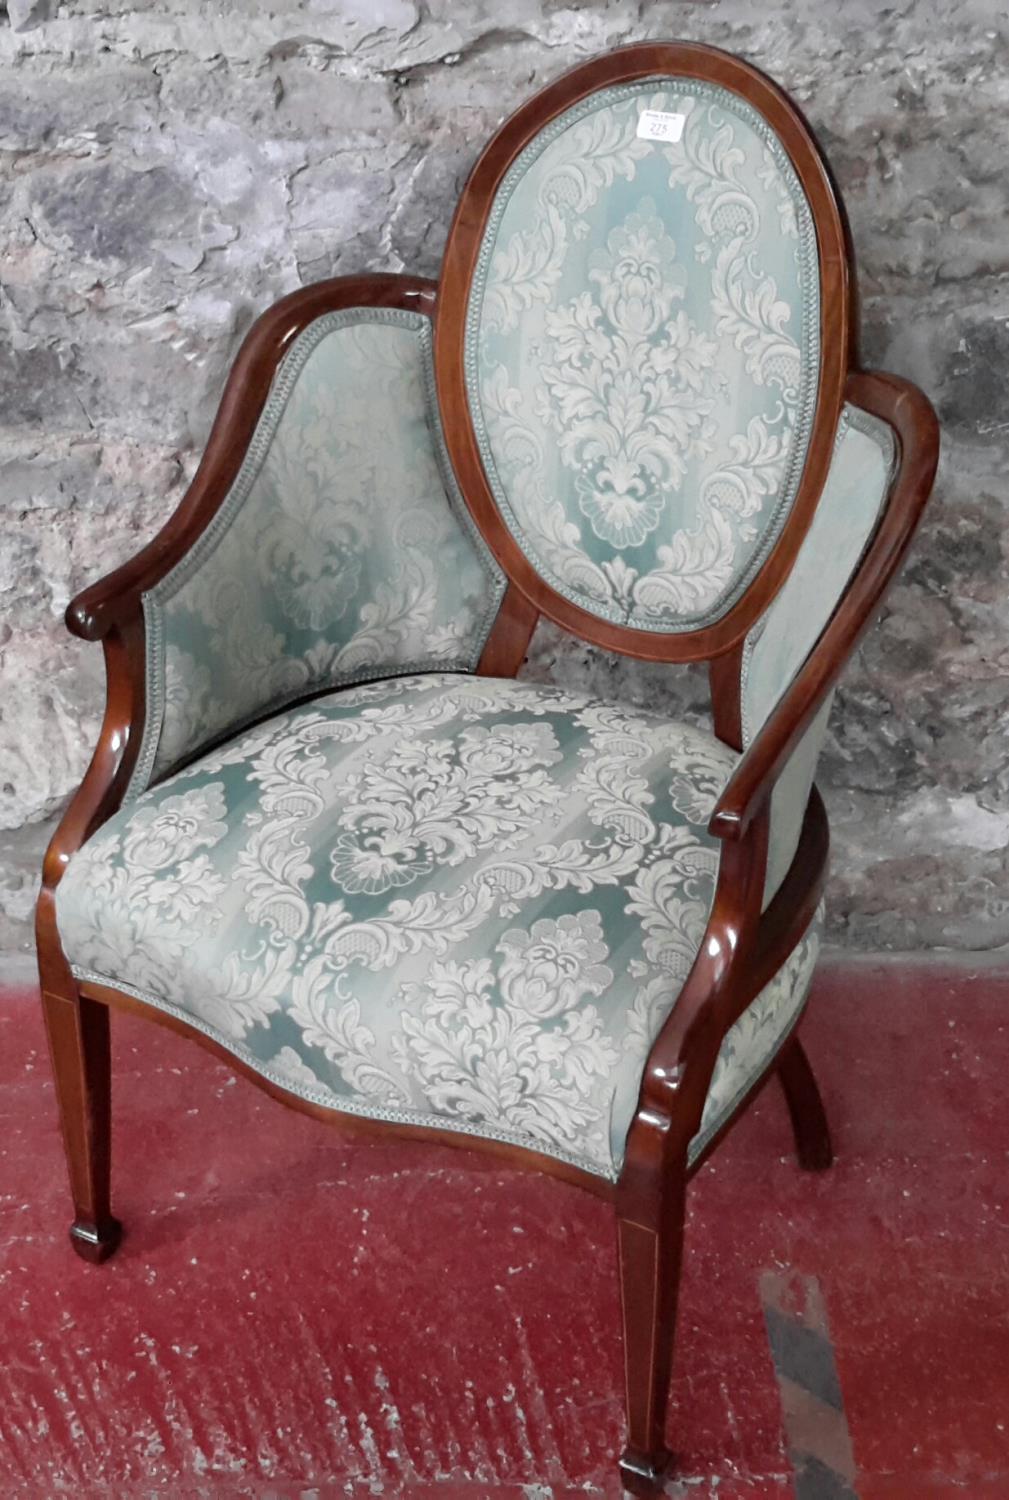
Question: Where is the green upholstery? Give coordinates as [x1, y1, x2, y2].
[129, 309, 505, 797]
[466, 79, 819, 631]
[57, 673, 821, 1180]
[742, 404, 898, 898]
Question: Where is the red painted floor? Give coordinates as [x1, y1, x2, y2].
[2, 958, 1008, 1498]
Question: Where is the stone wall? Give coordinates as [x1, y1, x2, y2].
[1, 0, 1006, 953]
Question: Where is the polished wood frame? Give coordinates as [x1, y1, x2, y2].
[435, 40, 854, 664]
[37, 44, 939, 1500]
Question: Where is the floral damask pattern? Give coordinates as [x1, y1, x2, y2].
[133, 310, 505, 793]
[540, 197, 718, 553]
[58, 673, 822, 1179]
[468, 80, 818, 631]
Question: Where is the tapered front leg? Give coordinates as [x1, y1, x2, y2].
[777, 1033, 833, 1172]
[615, 1152, 688, 1495]
[41, 984, 122, 1263]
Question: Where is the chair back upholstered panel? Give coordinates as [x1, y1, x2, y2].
[127, 308, 506, 797]
[743, 403, 898, 898]
[466, 83, 818, 631]
[437, 45, 852, 658]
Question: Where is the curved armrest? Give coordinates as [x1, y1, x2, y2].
[621, 369, 938, 1176]
[708, 368, 940, 843]
[67, 273, 436, 642]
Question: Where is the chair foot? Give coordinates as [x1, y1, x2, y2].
[42, 983, 120, 1261]
[616, 1144, 687, 1499]
[777, 1035, 833, 1172]
[69, 1216, 123, 1264]
[619, 1444, 672, 1495]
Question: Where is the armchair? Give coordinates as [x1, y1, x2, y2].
[38, 43, 939, 1495]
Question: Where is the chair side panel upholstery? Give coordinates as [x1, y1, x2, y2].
[465, 77, 821, 634]
[127, 308, 506, 796]
[742, 404, 898, 900]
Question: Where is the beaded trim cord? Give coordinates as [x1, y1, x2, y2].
[73, 900, 821, 1185]
[70, 963, 615, 1179]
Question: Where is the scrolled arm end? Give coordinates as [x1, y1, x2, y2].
[707, 791, 759, 843]
[66, 588, 116, 642]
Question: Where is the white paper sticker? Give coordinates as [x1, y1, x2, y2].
[636, 109, 686, 144]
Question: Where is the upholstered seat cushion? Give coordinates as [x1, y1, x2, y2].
[56, 673, 820, 1179]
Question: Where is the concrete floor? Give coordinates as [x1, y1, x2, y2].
[2, 957, 1008, 1497]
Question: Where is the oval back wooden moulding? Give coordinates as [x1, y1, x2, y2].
[434, 41, 855, 664]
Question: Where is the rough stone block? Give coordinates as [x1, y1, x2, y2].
[7, 0, 58, 33]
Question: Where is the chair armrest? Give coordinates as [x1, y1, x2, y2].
[67, 273, 436, 642]
[708, 368, 940, 843]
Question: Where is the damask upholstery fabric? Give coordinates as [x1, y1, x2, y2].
[56, 673, 821, 1180]
[466, 79, 820, 632]
[129, 310, 505, 798]
[742, 404, 898, 899]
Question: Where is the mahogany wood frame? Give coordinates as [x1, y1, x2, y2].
[36, 43, 940, 1500]
[435, 41, 855, 664]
